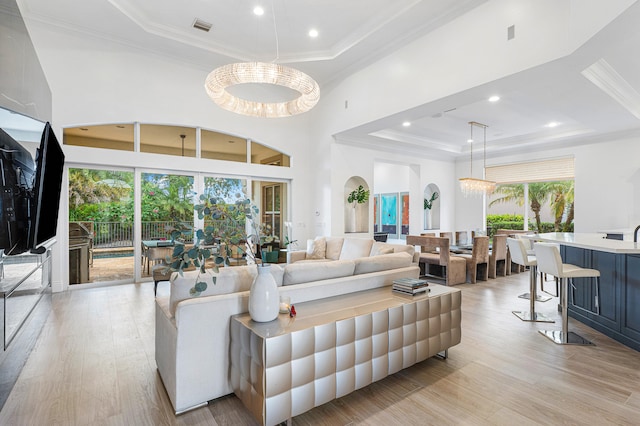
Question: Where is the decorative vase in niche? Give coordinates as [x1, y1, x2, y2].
[249, 265, 279, 322]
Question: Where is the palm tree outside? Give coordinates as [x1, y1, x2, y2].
[489, 180, 574, 233]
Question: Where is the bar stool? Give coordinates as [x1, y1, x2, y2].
[534, 242, 600, 345]
[514, 236, 551, 303]
[506, 238, 554, 323]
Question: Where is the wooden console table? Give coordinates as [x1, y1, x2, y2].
[229, 284, 462, 425]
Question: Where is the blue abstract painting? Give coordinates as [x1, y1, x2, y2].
[381, 193, 397, 237]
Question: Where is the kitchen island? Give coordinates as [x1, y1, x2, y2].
[534, 233, 640, 351]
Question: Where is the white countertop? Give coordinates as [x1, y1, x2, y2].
[533, 232, 640, 254]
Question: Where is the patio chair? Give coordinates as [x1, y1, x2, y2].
[146, 246, 172, 274]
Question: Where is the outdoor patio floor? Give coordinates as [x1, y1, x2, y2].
[72, 249, 141, 285]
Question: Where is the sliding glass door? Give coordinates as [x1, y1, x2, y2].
[68, 167, 134, 284]
[140, 172, 194, 277]
[67, 166, 289, 285]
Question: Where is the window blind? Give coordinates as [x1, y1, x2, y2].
[485, 157, 574, 184]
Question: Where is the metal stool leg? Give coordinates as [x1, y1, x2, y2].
[539, 277, 593, 345]
[513, 265, 554, 322]
[570, 277, 601, 316]
[541, 273, 559, 297]
[518, 266, 552, 302]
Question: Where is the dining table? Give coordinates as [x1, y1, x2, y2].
[142, 239, 178, 248]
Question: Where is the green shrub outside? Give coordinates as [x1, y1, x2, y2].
[487, 214, 523, 223]
[487, 215, 523, 237]
[486, 214, 574, 237]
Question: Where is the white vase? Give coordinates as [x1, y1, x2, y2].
[347, 205, 356, 233]
[249, 265, 279, 322]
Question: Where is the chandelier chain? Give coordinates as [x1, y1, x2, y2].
[460, 121, 496, 196]
[483, 124, 487, 178]
[469, 123, 473, 176]
[270, 0, 280, 63]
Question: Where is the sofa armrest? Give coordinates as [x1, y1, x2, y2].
[287, 250, 307, 264]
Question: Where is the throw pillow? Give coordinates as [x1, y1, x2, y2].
[339, 238, 374, 260]
[283, 259, 356, 285]
[325, 237, 345, 260]
[353, 252, 412, 275]
[306, 237, 326, 259]
[370, 242, 395, 256]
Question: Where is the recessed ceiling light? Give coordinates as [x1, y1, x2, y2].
[253, 6, 264, 16]
[488, 95, 500, 102]
[546, 121, 560, 128]
[402, 121, 411, 127]
[309, 29, 319, 38]
[467, 139, 474, 143]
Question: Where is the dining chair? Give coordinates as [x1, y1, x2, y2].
[534, 242, 600, 345]
[453, 236, 489, 283]
[440, 231, 453, 244]
[455, 231, 469, 246]
[406, 235, 466, 286]
[488, 234, 508, 278]
[419, 233, 436, 253]
[152, 263, 173, 296]
[141, 241, 149, 274]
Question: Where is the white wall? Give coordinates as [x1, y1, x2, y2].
[573, 136, 640, 231]
[374, 162, 410, 194]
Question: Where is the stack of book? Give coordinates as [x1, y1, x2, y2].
[392, 277, 429, 295]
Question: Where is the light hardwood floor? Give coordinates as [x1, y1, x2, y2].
[1, 271, 639, 425]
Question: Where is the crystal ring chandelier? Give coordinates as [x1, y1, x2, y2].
[204, 62, 320, 118]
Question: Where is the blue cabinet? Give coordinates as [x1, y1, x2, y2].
[559, 246, 640, 351]
[623, 255, 640, 342]
[591, 250, 619, 330]
[563, 246, 593, 312]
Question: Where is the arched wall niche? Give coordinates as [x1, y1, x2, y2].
[344, 176, 370, 233]
[424, 183, 440, 230]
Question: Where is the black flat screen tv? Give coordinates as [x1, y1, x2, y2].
[0, 128, 34, 255]
[29, 122, 65, 252]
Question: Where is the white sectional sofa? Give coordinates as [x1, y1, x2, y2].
[155, 237, 420, 414]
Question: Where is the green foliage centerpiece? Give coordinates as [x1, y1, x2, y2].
[347, 185, 370, 206]
[166, 194, 271, 296]
[423, 192, 439, 210]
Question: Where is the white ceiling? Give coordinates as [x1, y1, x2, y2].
[17, 0, 640, 159]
